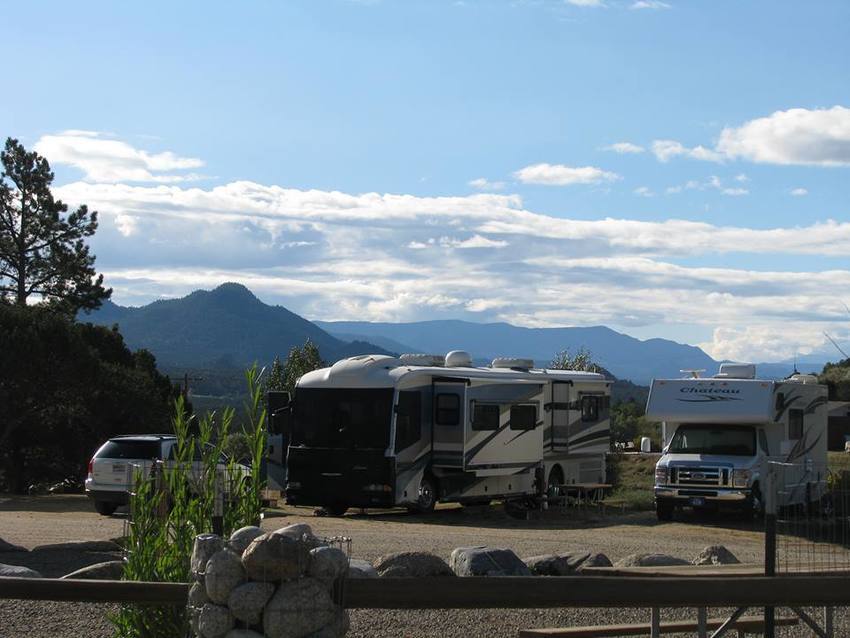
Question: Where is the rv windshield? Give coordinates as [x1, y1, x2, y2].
[669, 424, 756, 456]
[290, 388, 393, 450]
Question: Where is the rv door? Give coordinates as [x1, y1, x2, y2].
[432, 379, 466, 468]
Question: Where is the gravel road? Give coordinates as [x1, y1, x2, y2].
[0, 495, 845, 637]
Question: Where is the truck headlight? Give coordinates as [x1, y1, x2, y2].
[732, 469, 751, 488]
[655, 467, 669, 486]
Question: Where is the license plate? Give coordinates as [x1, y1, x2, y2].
[690, 497, 705, 507]
[112, 463, 126, 473]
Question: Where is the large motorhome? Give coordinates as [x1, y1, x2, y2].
[284, 351, 610, 514]
[647, 363, 828, 520]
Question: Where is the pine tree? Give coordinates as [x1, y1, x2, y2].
[0, 137, 110, 312]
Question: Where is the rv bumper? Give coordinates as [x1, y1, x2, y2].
[654, 487, 749, 503]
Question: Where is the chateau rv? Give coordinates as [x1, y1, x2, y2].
[285, 351, 610, 514]
[647, 363, 828, 520]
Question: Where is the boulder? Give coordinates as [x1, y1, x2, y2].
[188, 581, 210, 608]
[615, 553, 690, 568]
[227, 581, 275, 625]
[263, 577, 337, 638]
[192, 534, 225, 582]
[198, 603, 234, 638]
[228, 526, 264, 556]
[347, 559, 378, 579]
[577, 552, 613, 571]
[693, 545, 740, 566]
[0, 563, 42, 578]
[308, 546, 349, 584]
[450, 547, 531, 577]
[524, 551, 612, 574]
[61, 560, 124, 580]
[373, 551, 453, 578]
[273, 523, 323, 549]
[0, 537, 27, 553]
[242, 532, 309, 582]
[205, 549, 245, 604]
[307, 609, 350, 637]
[32, 540, 122, 553]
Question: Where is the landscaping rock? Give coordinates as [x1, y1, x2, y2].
[242, 532, 309, 582]
[0, 537, 27, 553]
[61, 560, 124, 580]
[189, 581, 210, 608]
[307, 609, 350, 637]
[615, 553, 690, 567]
[273, 523, 323, 549]
[264, 577, 337, 638]
[0, 563, 42, 578]
[192, 534, 225, 581]
[198, 603, 234, 638]
[373, 551, 453, 578]
[228, 526, 264, 556]
[32, 540, 122, 553]
[205, 549, 245, 604]
[227, 581, 275, 625]
[577, 552, 613, 570]
[308, 546, 349, 584]
[450, 547, 531, 577]
[347, 559, 378, 578]
[693, 545, 740, 566]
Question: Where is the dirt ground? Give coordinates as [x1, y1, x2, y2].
[0, 495, 844, 637]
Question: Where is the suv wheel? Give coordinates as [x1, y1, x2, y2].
[94, 500, 118, 516]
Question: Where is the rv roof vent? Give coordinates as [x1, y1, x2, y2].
[492, 357, 535, 370]
[445, 350, 473, 368]
[787, 373, 819, 384]
[399, 353, 445, 367]
[715, 363, 756, 379]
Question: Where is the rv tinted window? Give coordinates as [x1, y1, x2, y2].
[472, 403, 500, 431]
[581, 396, 599, 422]
[669, 424, 756, 456]
[510, 404, 537, 430]
[291, 388, 393, 450]
[789, 409, 804, 440]
[436, 393, 460, 426]
[395, 391, 422, 452]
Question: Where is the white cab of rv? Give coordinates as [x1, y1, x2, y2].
[285, 351, 610, 515]
[646, 363, 828, 520]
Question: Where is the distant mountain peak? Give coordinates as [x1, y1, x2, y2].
[207, 282, 261, 303]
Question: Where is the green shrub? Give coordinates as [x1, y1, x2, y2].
[111, 365, 267, 638]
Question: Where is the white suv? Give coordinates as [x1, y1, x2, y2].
[85, 435, 248, 516]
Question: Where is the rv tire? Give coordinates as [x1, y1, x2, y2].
[94, 500, 118, 516]
[409, 475, 437, 514]
[325, 503, 349, 516]
[656, 499, 674, 521]
[744, 483, 764, 520]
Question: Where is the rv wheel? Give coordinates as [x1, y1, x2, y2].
[412, 475, 437, 513]
[94, 500, 118, 516]
[325, 503, 349, 516]
[743, 484, 763, 520]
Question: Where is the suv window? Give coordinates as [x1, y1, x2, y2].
[97, 439, 163, 460]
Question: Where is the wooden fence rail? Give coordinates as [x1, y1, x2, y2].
[2, 575, 850, 609]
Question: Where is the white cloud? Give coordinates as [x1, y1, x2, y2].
[633, 186, 654, 197]
[468, 177, 506, 191]
[34, 131, 205, 183]
[630, 0, 670, 9]
[790, 188, 809, 197]
[666, 176, 747, 196]
[513, 163, 620, 186]
[734, 173, 749, 182]
[699, 326, 830, 362]
[716, 106, 850, 166]
[651, 139, 723, 163]
[565, 0, 605, 6]
[602, 142, 645, 154]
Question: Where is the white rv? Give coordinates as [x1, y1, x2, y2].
[284, 351, 610, 514]
[647, 363, 828, 520]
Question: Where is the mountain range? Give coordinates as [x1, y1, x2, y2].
[81, 283, 829, 386]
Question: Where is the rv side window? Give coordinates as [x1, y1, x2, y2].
[789, 409, 804, 440]
[472, 403, 500, 431]
[436, 393, 460, 426]
[758, 429, 769, 454]
[581, 396, 599, 422]
[510, 404, 537, 430]
[395, 391, 422, 452]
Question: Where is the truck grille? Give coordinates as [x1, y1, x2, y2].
[672, 466, 727, 487]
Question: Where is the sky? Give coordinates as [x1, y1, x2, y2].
[3, 0, 850, 363]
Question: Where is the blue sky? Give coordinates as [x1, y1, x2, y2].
[3, 0, 850, 362]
